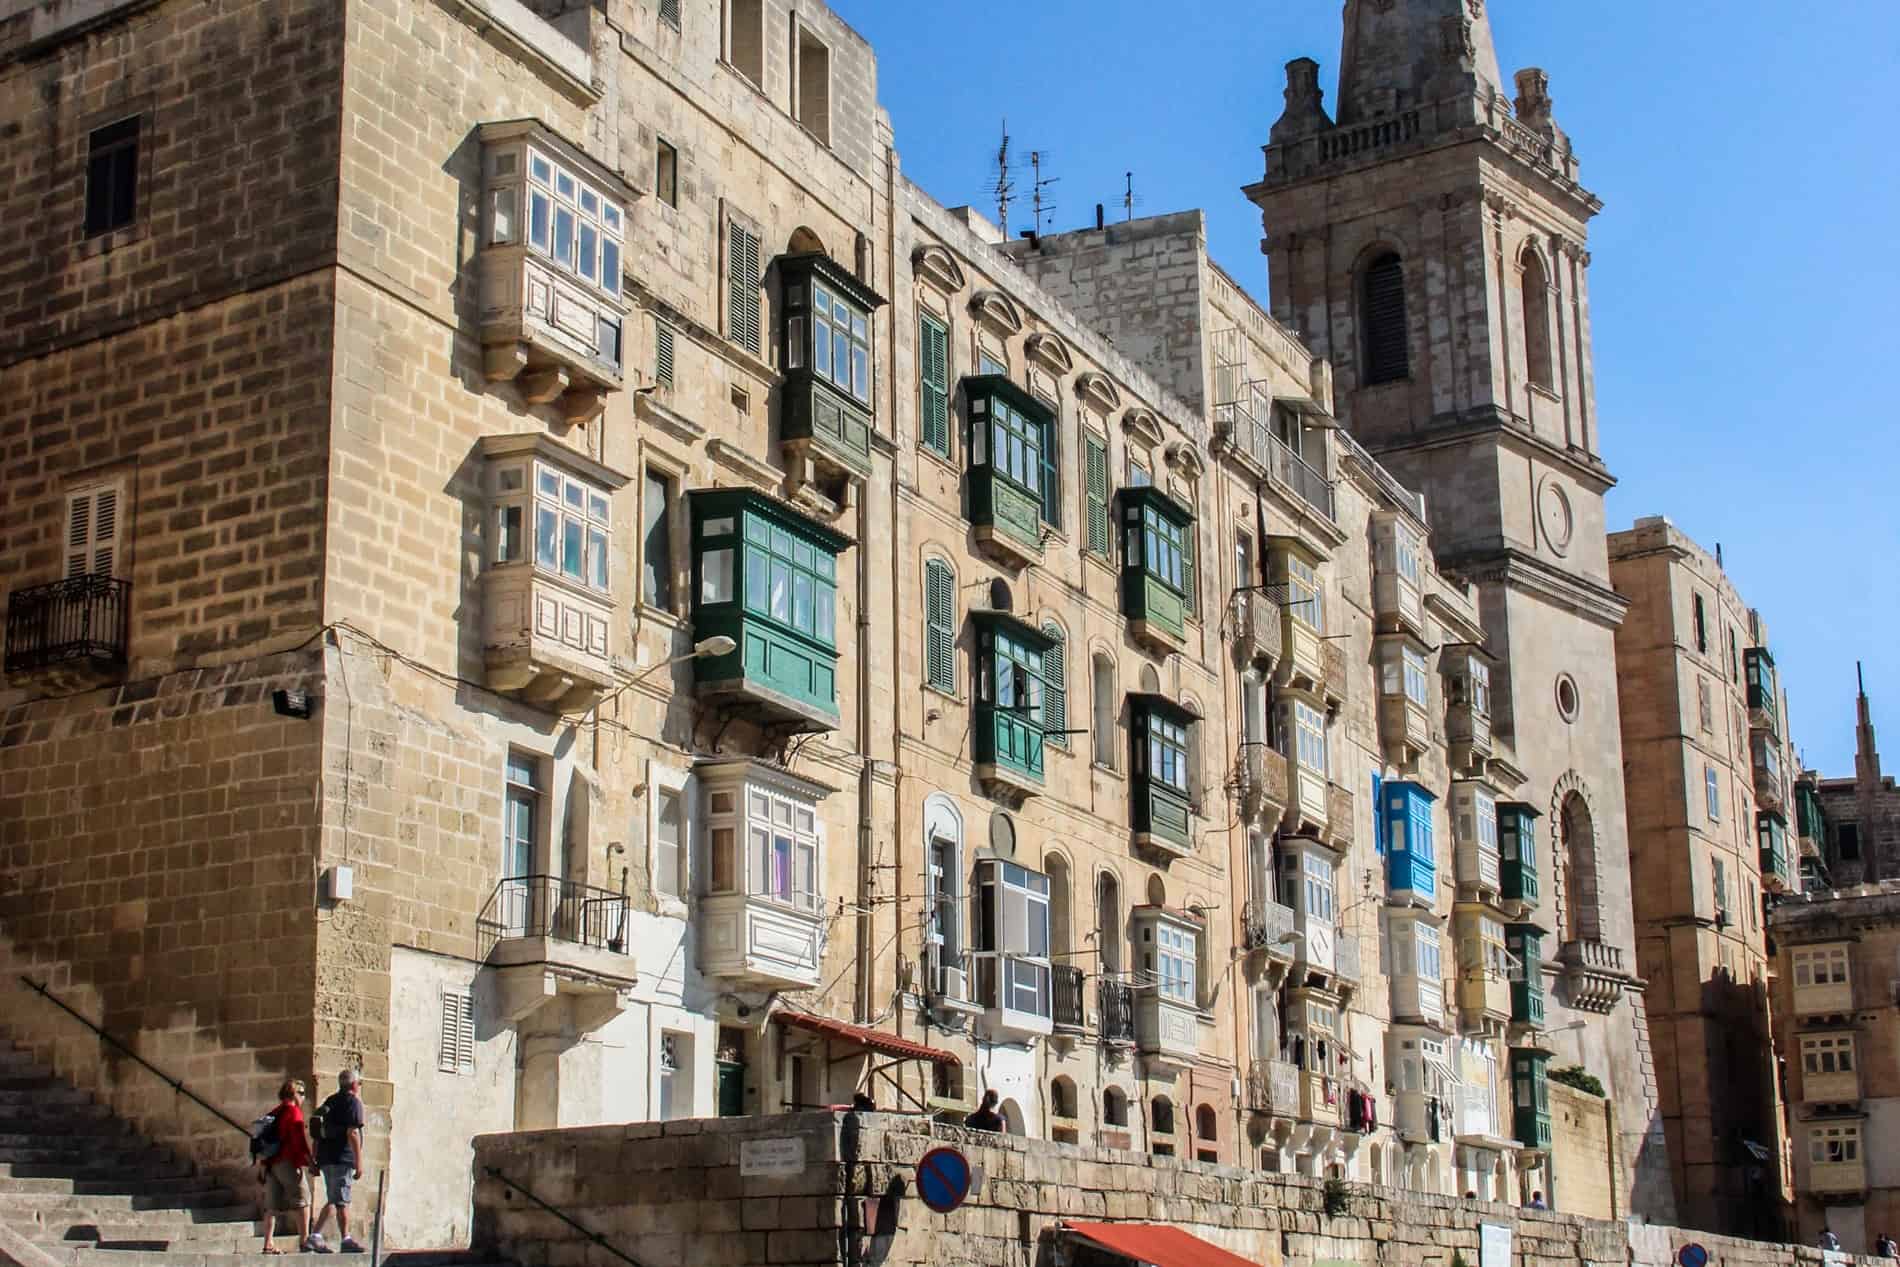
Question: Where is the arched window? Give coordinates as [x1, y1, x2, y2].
[1194, 1104, 1218, 1162]
[1103, 1086, 1129, 1127]
[1151, 1097, 1176, 1155]
[1560, 791, 1600, 943]
[1042, 623, 1068, 749]
[1092, 652, 1117, 769]
[1521, 248, 1554, 391]
[1050, 1076, 1077, 1121]
[1362, 252, 1409, 385]
[999, 1098, 1025, 1136]
[1098, 871, 1123, 975]
[1045, 851, 1072, 962]
[1182, 692, 1204, 813]
[923, 794, 966, 1003]
[924, 558, 956, 693]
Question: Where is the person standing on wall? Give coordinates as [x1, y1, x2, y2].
[309, 1069, 368, 1254]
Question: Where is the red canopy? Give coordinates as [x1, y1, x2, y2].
[1063, 1222, 1264, 1267]
[775, 1011, 960, 1064]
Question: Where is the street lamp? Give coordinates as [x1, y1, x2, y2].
[633, 635, 735, 683]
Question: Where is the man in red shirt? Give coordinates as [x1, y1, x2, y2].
[258, 1079, 317, 1254]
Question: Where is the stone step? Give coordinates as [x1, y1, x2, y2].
[0, 1106, 132, 1133]
[0, 1084, 95, 1107]
[6, 1190, 253, 1217]
[0, 1160, 200, 1182]
[38, 1252, 513, 1267]
[0, 1143, 155, 1167]
[0, 1176, 224, 1198]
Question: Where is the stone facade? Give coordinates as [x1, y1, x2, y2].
[1610, 516, 1798, 1237]
[1811, 677, 1900, 887]
[0, 0, 1680, 1249]
[1769, 885, 1900, 1253]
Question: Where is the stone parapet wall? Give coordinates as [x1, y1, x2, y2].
[470, 1113, 1860, 1267]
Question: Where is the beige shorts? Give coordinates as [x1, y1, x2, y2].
[265, 1160, 308, 1212]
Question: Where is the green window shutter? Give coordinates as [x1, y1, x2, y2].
[1084, 433, 1108, 556]
[1040, 411, 1061, 528]
[919, 316, 950, 457]
[1042, 625, 1067, 749]
[1182, 526, 1197, 617]
[728, 221, 760, 355]
[925, 560, 955, 693]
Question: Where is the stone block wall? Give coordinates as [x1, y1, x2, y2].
[470, 1112, 1864, 1267]
[0, 648, 326, 1184]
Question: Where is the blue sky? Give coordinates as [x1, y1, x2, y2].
[831, 0, 1900, 777]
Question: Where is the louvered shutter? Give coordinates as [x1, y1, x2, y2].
[66, 485, 120, 578]
[1042, 626, 1067, 749]
[925, 561, 955, 693]
[1039, 408, 1061, 528]
[1084, 433, 1109, 556]
[1182, 524, 1197, 617]
[919, 316, 950, 456]
[655, 323, 676, 388]
[728, 221, 761, 355]
[1363, 254, 1409, 384]
[658, 0, 680, 27]
[439, 988, 475, 1073]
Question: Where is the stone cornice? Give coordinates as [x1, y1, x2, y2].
[1437, 546, 1628, 630]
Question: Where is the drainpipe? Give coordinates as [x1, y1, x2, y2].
[856, 489, 875, 1026]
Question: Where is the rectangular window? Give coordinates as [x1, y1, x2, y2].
[1155, 923, 1197, 1005]
[655, 786, 684, 900]
[1299, 852, 1336, 923]
[655, 323, 676, 389]
[658, 0, 680, 28]
[1705, 765, 1721, 823]
[655, 139, 678, 208]
[727, 218, 762, 355]
[1138, 503, 1188, 593]
[1084, 432, 1110, 557]
[84, 117, 139, 237]
[1809, 1124, 1861, 1165]
[806, 283, 871, 404]
[1286, 556, 1324, 632]
[1802, 1034, 1855, 1075]
[523, 148, 622, 299]
[737, 511, 837, 647]
[438, 987, 476, 1074]
[985, 392, 1045, 496]
[1147, 712, 1189, 794]
[918, 315, 950, 457]
[1292, 701, 1328, 775]
[1692, 593, 1708, 654]
[727, 0, 763, 85]
[974, 860, 1052, 1018]
[503, 752, 541, 880]
[1712, 857, 1729, 921]
[795, 26, 831, 145]
[643, 470, 674, 609]
[1698, 677, 1713, 734]
[64, 483, 122, 578]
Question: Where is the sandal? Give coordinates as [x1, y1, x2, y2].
[263, 1248, 286, 1255]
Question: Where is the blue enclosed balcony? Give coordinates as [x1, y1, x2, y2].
[1383, 781, 1438, 907]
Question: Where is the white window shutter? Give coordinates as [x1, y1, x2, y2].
[440, 987, 475, 1073]
[65, 485, 121, 578]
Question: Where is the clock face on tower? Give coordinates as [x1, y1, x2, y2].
[1538, 475, 1575, 558]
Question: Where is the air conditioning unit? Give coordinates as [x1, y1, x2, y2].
[940, 966, 969, 1003]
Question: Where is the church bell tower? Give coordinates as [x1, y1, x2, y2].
[1245, 0, 1677, 1225]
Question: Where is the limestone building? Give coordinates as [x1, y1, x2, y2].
[1770, 883, 1900, 1251]
[1811, 673, 1900, 885]
[1239, 0, 1671, 1223]
[0, 0, 1657, 1247]
[1609, 517, 1798, 1237]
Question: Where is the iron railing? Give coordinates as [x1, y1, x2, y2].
[18, 976, 249, 1137]
[1097, 979, 1135, 1045]
[477, 875, 632, 958]
[1242, 898, 1296, 953]
[1267, 432, 1336, 521]
[5, 575, 130, 676]
[1052, 965, 1087, 1030]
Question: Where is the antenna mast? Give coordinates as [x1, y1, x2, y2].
[993, 121, 1014, 244]
[1124, 171, 1136, 223]
[1029, 151, 1060, 236]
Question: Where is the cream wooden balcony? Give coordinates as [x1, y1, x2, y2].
[1803, 1066, 1861, 1105]
[1135, 992, 1201, 1068]
[1246, 1058, 1300, 1119]
[1299, 1071, 1342, 1126]
[1808, 1157, 1867, 1201]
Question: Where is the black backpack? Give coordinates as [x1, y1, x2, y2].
[248, 1110, 280, 1164]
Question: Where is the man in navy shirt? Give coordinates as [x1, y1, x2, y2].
[308, 1070, 367, 1254]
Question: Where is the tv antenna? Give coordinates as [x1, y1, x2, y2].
[1119, 171, 1145, 224]
[981, 120, 1023, 245]
[1028, 150, 1060, 236]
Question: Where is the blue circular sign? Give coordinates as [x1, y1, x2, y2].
[1680, 1244, 1709, 1267]
[916, 1146, 972, 1214]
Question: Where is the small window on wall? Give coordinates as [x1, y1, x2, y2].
[64, 484, 122, 578]
[438, 987, 476, 1074]
[726, 0, 764, 86]
[522, 147, 623, 299]
[1705, 766, 1721, 823]
[642, 470, 675, 610]
[493, 461, 612, 592]
[84, 117, 140, 238]
[654, 786, 684, 900]
[658, 0, 680, 30]
[655, 139, 678, 208]
[795, 26, 831, 145]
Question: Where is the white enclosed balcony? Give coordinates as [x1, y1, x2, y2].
[695, 759, 834, 991]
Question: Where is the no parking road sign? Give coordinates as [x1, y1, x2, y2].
[916, 1146, 973, 1214]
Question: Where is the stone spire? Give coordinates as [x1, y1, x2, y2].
[1336, 0, 1506, 126]
[1856, 661, 1883, 881]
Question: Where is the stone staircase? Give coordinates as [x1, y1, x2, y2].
[0, 1041, 501, 1267]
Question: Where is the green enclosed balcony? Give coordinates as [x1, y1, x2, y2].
[688, 489, 850, 733]
[1118, 485, 1196, 655]
[1759, 812, 1794, 893]
[1499, 801, 1541, 910]
[965, 375, 1053, 567]
[778, 253, 885, 482]
[1745, 647, 1780, 740]
[1130, 693, 1196, 859]
[973, 612, 1053, 800]
[1507, 925, 1545, 1028]
[1511, 1048, 1552, 1151]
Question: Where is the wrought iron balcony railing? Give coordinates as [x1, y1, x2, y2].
[1242, 898, 1297, 953]
[1098, 978, 1135, 1045]
[478, 875, 632, 958]
[1053, 964, 1087, 1030]
[5, 575, 130, 676]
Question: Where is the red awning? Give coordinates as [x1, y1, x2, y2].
[1063, 1222, 1264, 1267]
[775, 1011, 960, 1065]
